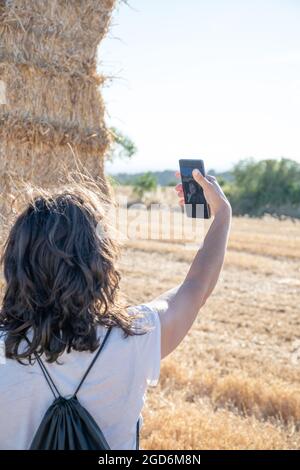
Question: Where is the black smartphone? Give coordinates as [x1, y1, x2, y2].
[179, 159, 211, 219]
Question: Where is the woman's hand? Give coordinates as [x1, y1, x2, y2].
[175, 170, 231, 218]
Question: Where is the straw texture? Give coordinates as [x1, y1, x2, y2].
[0, 0, 116, 219]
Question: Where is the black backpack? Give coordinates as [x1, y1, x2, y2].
[25, 328, 139, 450]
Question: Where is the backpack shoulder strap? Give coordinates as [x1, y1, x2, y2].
[136, 419, 140, 450]
[23, 335, 61, 399]
[74, 327, 112, 397]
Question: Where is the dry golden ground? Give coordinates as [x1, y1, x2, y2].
[113, 186, 300, 449]
[1, 185, 299, 449]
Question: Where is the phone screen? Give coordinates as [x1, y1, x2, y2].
[179, 159, 211, 219]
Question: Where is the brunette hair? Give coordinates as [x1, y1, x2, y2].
[0, 183, 144, 363]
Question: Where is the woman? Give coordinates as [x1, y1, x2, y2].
[0, 169, 231, 450]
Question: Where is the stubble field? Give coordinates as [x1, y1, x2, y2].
[116, 186, 300, 449]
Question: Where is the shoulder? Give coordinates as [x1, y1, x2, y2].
[126, 303, 161, 332]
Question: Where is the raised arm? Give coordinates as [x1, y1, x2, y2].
[147, 169, 232, 359]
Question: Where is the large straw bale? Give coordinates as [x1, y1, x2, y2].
[0, 62, 106, 126]
[0, 0, 115, 73]
[0, 0, 116, 222]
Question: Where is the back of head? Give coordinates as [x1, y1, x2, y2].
[0, 184, 139, 363]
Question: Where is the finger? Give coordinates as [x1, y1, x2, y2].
[177, 189, 184, 198]
[175, 183, 182, 191]
[206, 174, 217, 182]
[175, 170, 181, 178]
[192, 169, 210, 187]
[179, 198, 185, 206]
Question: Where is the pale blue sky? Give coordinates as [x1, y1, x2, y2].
[98, 0, 300, 174]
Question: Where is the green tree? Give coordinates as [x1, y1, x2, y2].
[106, 127, 137, 162]
[230, 158, 300, 217]
[133, 172, 157, 201]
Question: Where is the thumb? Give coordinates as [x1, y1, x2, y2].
[192, 168, 209, 187]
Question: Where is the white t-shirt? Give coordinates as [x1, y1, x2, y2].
[0, 304, 161, 450]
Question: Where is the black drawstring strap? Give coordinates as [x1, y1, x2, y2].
[35, 353, 61, 399]
[23, 336, 61, 399]
[136, 418, 140, 450]
[23, 328, 112, 399]
[73, 327, 112, 397]
[24, 328, 140, 449]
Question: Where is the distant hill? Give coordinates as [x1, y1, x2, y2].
[109, 169, 233, 186]
[207, 169, 235, 183]
[109, 170, 177, 186]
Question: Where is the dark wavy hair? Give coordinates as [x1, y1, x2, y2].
[0, 183, 145, 363]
